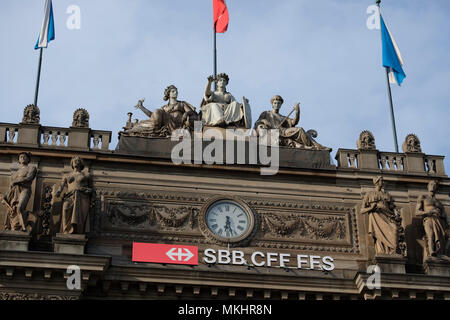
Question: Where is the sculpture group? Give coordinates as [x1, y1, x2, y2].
[361, 176, 448, 260]
[121, 73, 329, 150]
[1, 154, 93, 236]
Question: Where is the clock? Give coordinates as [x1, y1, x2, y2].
[200, 197, 257, 245]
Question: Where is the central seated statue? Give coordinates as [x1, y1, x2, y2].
[200, 73, 252, 128]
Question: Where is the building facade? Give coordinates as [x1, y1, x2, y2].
[0, 105, 449, 300]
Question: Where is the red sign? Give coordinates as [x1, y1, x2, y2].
[132, 243, 198, 265]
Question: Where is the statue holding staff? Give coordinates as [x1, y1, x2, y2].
[1, 152, 37, 232]
[254, 95, 329, 150]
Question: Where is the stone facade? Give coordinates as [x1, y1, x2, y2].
[0, 112, 449, 301]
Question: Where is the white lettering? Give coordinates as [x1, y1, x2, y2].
[218, 249, 231, 264]
[251, 251, 265, 267]
[322, 256, 335, 271]
[297, 254, 308, 269]
[279, 253, 290, 267]
[232, 250, 246, 265]
[309, 255, 321, 270]
[203, 248, 217, 264]
[266, 252, 278, 267]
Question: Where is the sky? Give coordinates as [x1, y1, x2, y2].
[1, 0, 449, 171]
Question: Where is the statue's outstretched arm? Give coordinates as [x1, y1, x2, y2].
[135, 99, 152, 118]
[291, 103, 300, 127]
[204, 76, 214, 100]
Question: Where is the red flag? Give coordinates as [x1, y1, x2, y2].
[213, 0, 229, 33]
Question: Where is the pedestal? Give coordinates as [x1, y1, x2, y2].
[53, 233, 87, 255]
[0, 230, 31, 252]
[373, 254, 406, 274]
[424, 257, 450, 277]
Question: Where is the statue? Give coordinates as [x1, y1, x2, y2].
[124, 85, 199, 137]
[254, 95, 329, 150]
[1, 152, 37, 231]
[72, 108, 90, 128]
[361, 176, 402, 255]
[55, 157, 93, 234]
[416, 180, 448, 257]
[21, 104, 40, 124]
[357, 130, 376, 150]
[200, 73, 252, 128]
[402, 133, 422, 153]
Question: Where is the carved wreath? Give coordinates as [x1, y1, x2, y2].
[261, 213, 346, 240]
[106, 202, 198, 230]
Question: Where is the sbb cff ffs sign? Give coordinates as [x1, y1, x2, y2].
[132, 243, 198, 265]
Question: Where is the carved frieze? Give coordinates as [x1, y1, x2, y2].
[104, 200, 199, 231]
[0, 292, 78, 300]
[94, 189, 361, 254]
[260, 212, 346, 240]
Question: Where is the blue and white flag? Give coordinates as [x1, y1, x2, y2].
[380, 15, 405, 86]
[35, 0, 55, 49]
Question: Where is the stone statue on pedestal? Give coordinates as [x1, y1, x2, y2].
[200, 73, 252, 128]
[361, 176, 402, 255]
[55, 157, 93, 234]
[72, 108, 90, 128]
[254, 95, 329, 150]
[416, 180, 448, 258]
[1, 153, 37, 232]
[123, 85, 199, 137]
[357, 130, 376, 150]
[402, 133, 422, 153]
[21, 104, 40, 124]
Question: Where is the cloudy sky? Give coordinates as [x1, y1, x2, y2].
[1, 0, 449, 171]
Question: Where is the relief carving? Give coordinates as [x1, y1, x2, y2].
[402, 133, 422, 153]
[261, 213, 346, 240]
[21, 104, 40, 124]
[357, 130, 376, 150]
[106, 201, 199, 230]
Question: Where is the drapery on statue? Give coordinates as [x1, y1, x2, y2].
[361, 176, 402, 255]
[200, 73, 252, 128]
[416, 180, 449, 258]
[55, 157, 93, 234]
[1, 152, 37, 232]
[254, 95, 329, 150]
[123, 85, 199, 137]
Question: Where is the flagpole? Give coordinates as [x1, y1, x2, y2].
[213, 27, 217, 91]
[377, 0, 399, 153]
[33, 48, 44, 106]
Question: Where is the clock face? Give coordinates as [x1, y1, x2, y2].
[205, 200, 250, 240]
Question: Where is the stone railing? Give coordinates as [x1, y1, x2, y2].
[0, 122, 112, 152]
[336, 149, 446, 176]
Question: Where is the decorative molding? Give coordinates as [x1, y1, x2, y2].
[93, 189, 361, 253]
[104, 200, 199, 231]
[260, 212, 346, 240]
[0, 292, 79, 300]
